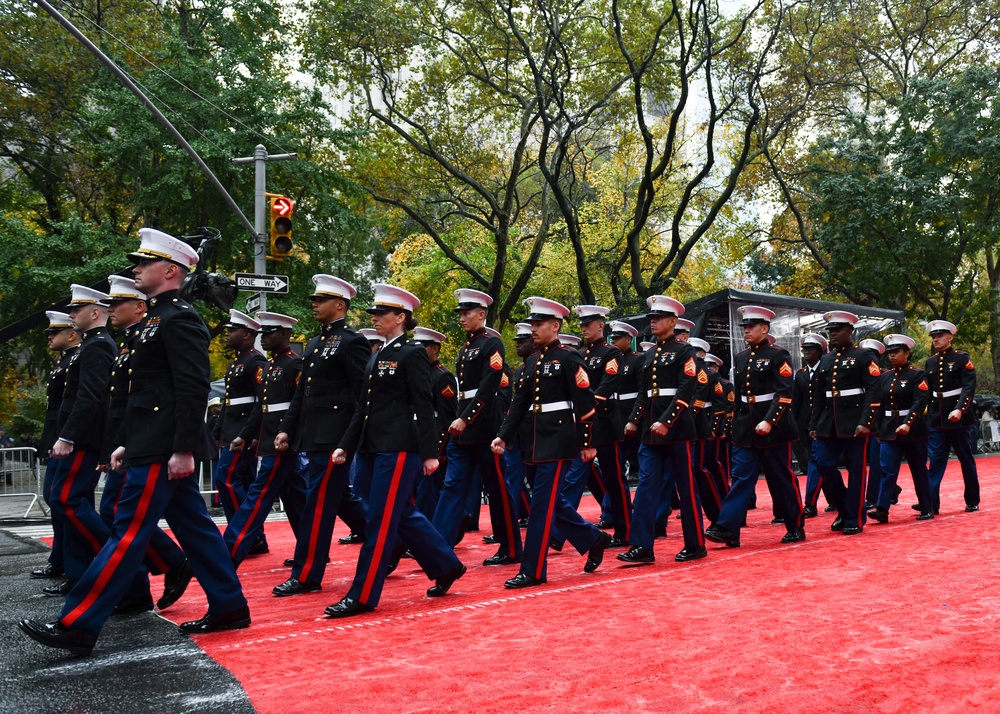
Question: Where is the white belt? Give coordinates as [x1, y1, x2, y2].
[617, 392, 639, 400]
[646, 388, 677, 398]
[532, 400, 572, 413]
[935, 388, 962, 398]
[227, 396, 256, 406]
[458, 388, 478, 400]
[885, 408, 910, 416]
[262, 401, 290, 413]
[825, 388, 863, 398]
[741, 392, 775, 403]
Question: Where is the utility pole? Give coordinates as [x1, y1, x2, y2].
[232, 145, 296, 313]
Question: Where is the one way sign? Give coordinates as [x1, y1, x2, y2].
[234, 273, 289, 293]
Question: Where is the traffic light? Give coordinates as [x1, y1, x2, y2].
[269, 195, 294, 258]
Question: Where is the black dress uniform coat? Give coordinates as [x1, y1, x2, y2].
[41, 345, 79, 454]
[809, 345, 881, 438]
[925, 348, 976, 430]
[279, 319, 370, 452]
[214, 348, 268, 444]
[792, 366, 817, 440]
[732, 342, 797, 448]
[710, 373, 734, 438]
[628, 336, 699, 444]
[339, 336, 439, 459]
[102, 323, 140, 462]
[498, 365, 514, 413]
[512, 362, 535, 462]
[692, 357, 717, 440]
[497, 341, 596, 462]
[454, 328, 507, 444]
[431, 360, 459, 458]
[117, 290, 214, 467]
[876, 366, 930, 442]
[240, 346, 302, 457]
[615, 349, 645, 435]
[58, 326, 116, 452]
[581, 340, 624, 446]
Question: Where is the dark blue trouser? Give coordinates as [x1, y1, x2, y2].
[865, 434, 884, 503]
[226, 453, 306, 566]
[291, 450, 359, 585]
[716, 442, 804, 535]
[694, 439, 725, 522]
[415, 460, 444, 518]
[556, 443, 630, 542]
[814, 435, 867, 528]
[59, 463, 246, 637]
[49, 450, 104, 581]
[504, 445, 531, 521]
[518, 459, 601, 582]
[101, 468, 185, 576]
[877, 439, 931, 512]
[927, 426, 980, 511]
[42, 458, 65, 568]
[630, 442, 705, 551]
[213, 446, 257, 522]
[432, 441, 522, 558]
[803, 437, 830, 508]
[346, 452, 461, 608]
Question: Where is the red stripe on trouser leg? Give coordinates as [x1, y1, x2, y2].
[223, 451, 242, 508]
[145, 545, 169, 573]
[686, 447, 704, 546]
[786, 444, 804, 520]
[231, 458, 281, 557]
[61, 464, 162, 628]
[700, 441, 722, 509]
[300, 454, 336, 579]
[59, 450, 102, 553]
[613, 446, 630, 539]
[536, 462, 563, 581]
[360, 453, 407, 604]
[492, 453, 517, 557]
[858, 441, 868, 524]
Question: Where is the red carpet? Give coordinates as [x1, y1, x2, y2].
[158, 458, 1000, 712]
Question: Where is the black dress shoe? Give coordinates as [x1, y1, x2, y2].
[157, 560, 193, 611]
[43, 579, 74, 597]
[781, 528, 806, 543]
[325, 597, 375, 618]
[338, 532, 364, 545]
[29, 563, 64, 579]
[867, 507, 888, 524]
[803, 505, 818, 519]
[273, 578, 322, 597]
[179, 606, 251, 634]
[770, 517, 785, 524]
[654, 527, 667, 539]
[705, 524, 740, 548]
[824, 505, 836, 513]
[916, 511, 935, 521]
[830, 516, 844, 531]
[617, 546, 654, 564]
[247, 537, 269, 556]
[548, 539, 563, 552]
[113, 595, 154, 616]
[892, 484, 902, 505]
[675, 546, 708, 562]
[283, 558, 296, 567]
[584, 532, 611, 573]
[427, 564, 467, 597]
[518, 517, 529, 528]
[966, 504, 980, 513]
[608, 535, 628, 548]
[595, 518, 612, 529]
[504, 573, 545, 589]
[483, 552, 521, 566]
[842, 525, 863, 536]
[482, 534, 498, 544]
[19, 619, 95, 656]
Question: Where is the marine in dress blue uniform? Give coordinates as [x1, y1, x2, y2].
[20, 228, 249, 656]
[653, 317, 694, 533]
[609, 321, 643, 488]
[494, 297, 610, 588]
[866, 334, 934, 522]
[411, 327, 458, 517]
[687, 336, 729, 522]
[809, 310, 881, 535]
[30, 312, 79, 581]
[47, 285, 118, 593]
[859, 338, 887, 508]
[704, 352, 734, 492]
[705, 306, 805, 548]
[225, 312, 309, 566]
[326, 284, 466, 618]
[272, 275, 371, 597]
[431, 289, 522, 566]
[795, 333, 828, 517]
[618, 296, 707, 564]
[212, 310, 268, 549]
[923, 320, 980, 514]
[508, 323, 536, 523]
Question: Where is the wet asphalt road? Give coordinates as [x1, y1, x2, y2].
[0, 529, 255, 714]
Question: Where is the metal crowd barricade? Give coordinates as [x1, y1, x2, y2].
[0, 447, 44, 518]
